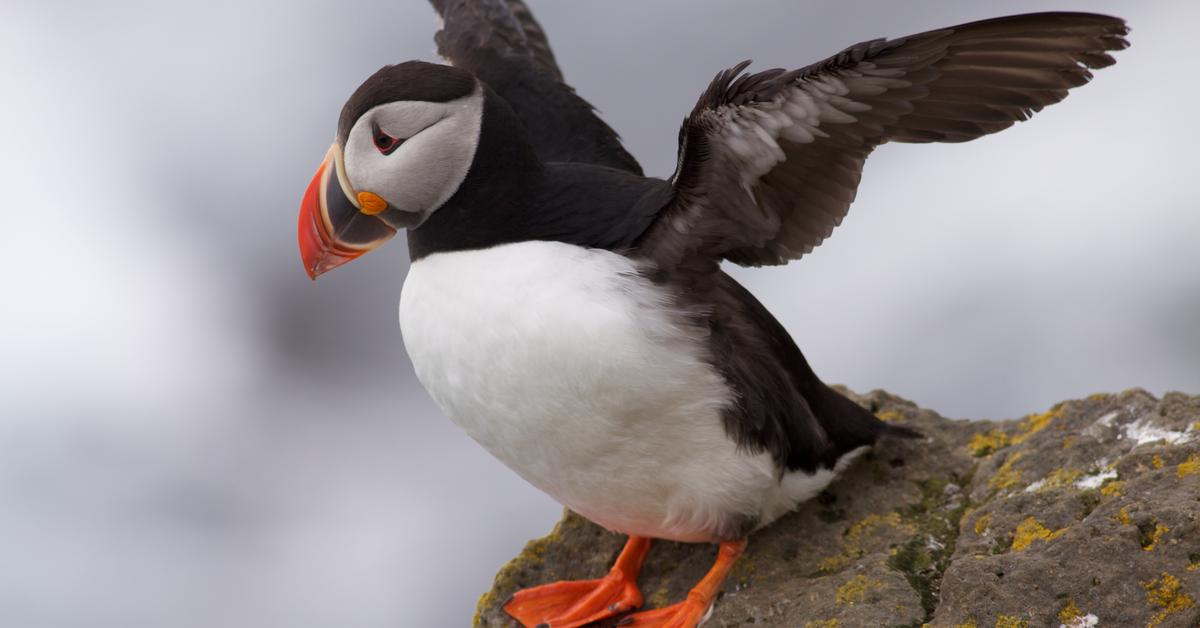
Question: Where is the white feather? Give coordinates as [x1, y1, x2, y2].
[343, 85, 483, 220]
[399, 241, 857, 541]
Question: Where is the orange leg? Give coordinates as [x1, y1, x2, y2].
[616, 539, 746, 628]
[504, 535, 652, 628]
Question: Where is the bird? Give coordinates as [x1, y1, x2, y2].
[297, 2, 1127, 626]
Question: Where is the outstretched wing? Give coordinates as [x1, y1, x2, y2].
[637, 12, 1128, 272]
[429, 0, 643, 174]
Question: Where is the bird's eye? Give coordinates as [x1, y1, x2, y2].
[372, 123, 402, 155]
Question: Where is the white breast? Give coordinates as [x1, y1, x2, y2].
[399, 241, 840, 541]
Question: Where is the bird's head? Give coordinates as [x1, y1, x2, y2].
[299, 61, 483, 278]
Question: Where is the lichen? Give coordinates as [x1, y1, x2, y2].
[1115, 507, 1133, 526]
[472, 513, 576, 625]
[817, 511, 909, 574]
[1151, 454, 1164, 469]
[1058, 599, 1082, 623]
[647, 586, 671, 609]
[1010, 517, 1067, 551]
[1143, 572, 1195, 628]
[803, 620, 840, 628]
[876, 410, 906, 423]
[1099, 480, 1125, 497]
[994, 615, 1029, 628]
[731, 553, 757, 585]
[817, 553, 851, 573]
[968, 429, 1011, 457]
[973, 513, 991, 536]
[1137, 520, 1169, 551]
[1011, 406, 1063, 445]
[1029, 467, 1082, 492]
[990, 451, 1025, 491]
[835, 574, 881, 606]
[952, 620, 978, 628]
[848, 511, 906, 544]
[1177, 453, 1200, 478]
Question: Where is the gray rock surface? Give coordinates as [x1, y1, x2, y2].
[474, 389, 1200, 627]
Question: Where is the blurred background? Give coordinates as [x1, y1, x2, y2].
[1, 1, 1196, 626]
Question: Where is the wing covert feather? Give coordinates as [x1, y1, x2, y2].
[638, 12, 1129, 271]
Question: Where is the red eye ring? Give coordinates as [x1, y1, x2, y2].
[372, 123, 403, 155]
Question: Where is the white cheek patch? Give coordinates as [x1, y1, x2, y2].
[342, 86, 484, 219]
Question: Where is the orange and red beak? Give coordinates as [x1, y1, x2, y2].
[298, 144, 397, 279]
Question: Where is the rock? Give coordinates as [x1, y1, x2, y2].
[474, 389, 1200, 627]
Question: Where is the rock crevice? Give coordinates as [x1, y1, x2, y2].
[475, 389, 1200, 627]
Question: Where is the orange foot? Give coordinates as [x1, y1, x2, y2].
[505, 536, 651, 628]
[616, 539, 746, 628]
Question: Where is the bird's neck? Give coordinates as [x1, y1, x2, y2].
[406, 86, 544, 261]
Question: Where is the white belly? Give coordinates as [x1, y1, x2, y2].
[399, 241, 839, 541]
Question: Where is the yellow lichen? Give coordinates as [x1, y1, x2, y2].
[835, 574, 880, 606]
[1152, 454, 1164, 470]
[1011, 517, 1067, 551]
[817, 554, 851, 573]
[1177, 454, 1200, 478]
[1143, 523, 1169, 551]
[953, 621, 978, 628]
[1089, 392, 1112, 402]
[1058, 599, 1083, 623]
[1061, 435, 1075, 450]
[472, 513, 576, 624]
[847, 512, 907, 545]
[647, 586, 671, 610]
[968, 429, 1011, 456]
[731, 553, 757, 584]
[1035, 467, 1083, 491]
[803, 620, 840, 628]
[990, 451, 1025, 490]
[1143, 572, 1195, 628]
[1011, 406, 1062, 445]
[1100, 480, 1125, 497]
[818, 512, 910, 573]
[974, 513, 991, 535]
[994, 615, 1028, 628]
[876, 410, 905, 423]
[1116, 507, 1133, 525]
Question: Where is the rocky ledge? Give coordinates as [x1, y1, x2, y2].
[474, 389, 1200, 627]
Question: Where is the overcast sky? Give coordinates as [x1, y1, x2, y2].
[2, 1, 1197, 626]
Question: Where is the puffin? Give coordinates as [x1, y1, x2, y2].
[298, 2, 1127, 626]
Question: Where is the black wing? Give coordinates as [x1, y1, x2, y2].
[637, 12, 1128, 272]
[429, 0, 643, 174]
[709, 270, 919, 473]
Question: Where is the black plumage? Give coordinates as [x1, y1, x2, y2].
[429, 0, 643, 174]
[336, 61, 476, 144]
